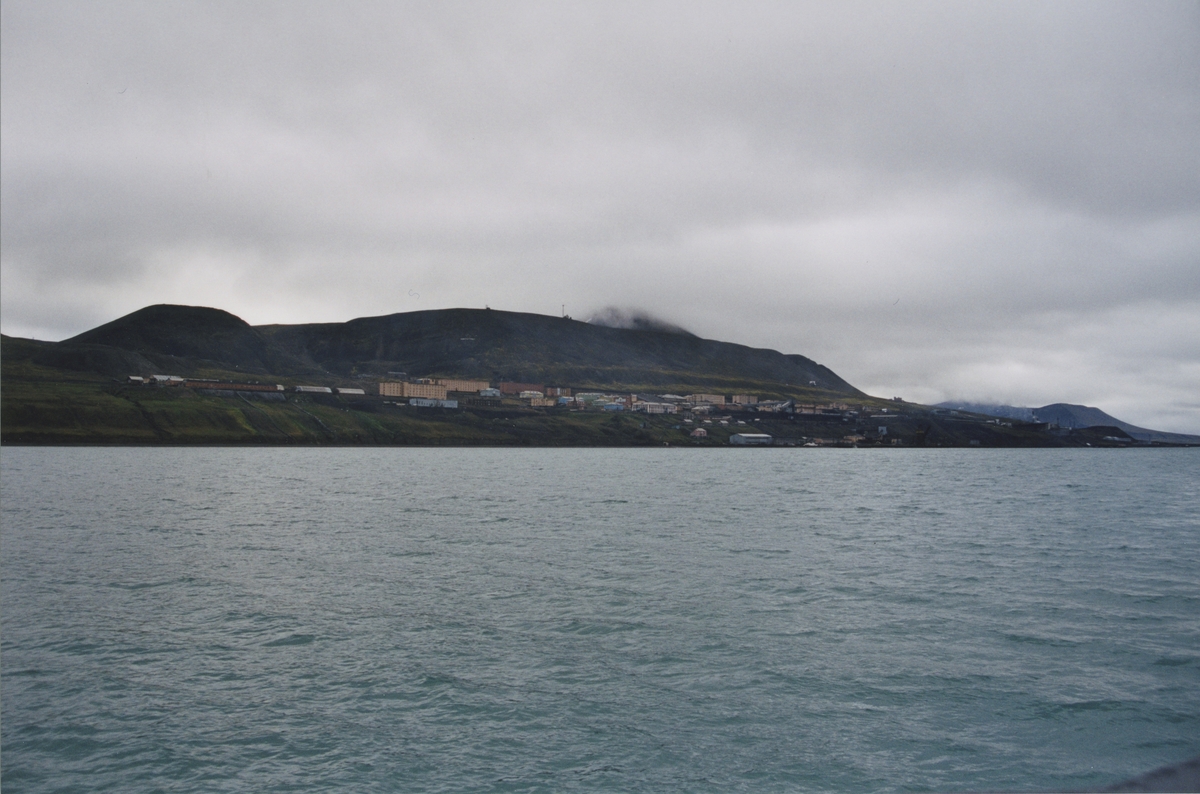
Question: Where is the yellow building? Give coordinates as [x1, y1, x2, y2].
[379, 382, 448, 399]
[687, 393, 726, 405]
[435, 378, 490, 393]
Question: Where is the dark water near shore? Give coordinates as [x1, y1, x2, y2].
[2, 448, 1197, 792]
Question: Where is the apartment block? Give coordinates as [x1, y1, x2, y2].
[435, 378, 491, 393]
[379, 382, 448, 399]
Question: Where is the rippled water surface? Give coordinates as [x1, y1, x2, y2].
[3, 448, 1198, 792]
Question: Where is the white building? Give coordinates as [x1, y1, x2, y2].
[730, 433, 773, 446]
[632, 402, 678, 414]
[409, 398, 459, 408]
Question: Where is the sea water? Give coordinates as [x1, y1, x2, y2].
[2, 447, 1197, 793]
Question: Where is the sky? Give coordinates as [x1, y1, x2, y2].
[2, 1, 1198, 433]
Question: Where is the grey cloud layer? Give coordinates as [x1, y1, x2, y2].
[2, 1, 1198, 431]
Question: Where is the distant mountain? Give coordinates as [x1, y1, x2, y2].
[936, 401, 1200, 445]
[935, 401, 1036, 422]
[28, 303, 862, 397]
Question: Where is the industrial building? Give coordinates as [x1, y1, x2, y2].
[186, 381, 284, 392]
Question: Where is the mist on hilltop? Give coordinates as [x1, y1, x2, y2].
[586, 308, 695, 337]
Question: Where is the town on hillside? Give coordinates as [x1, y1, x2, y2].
[122, 373, 1065, 447]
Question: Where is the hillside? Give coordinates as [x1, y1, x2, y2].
[62, 304, 316, 376]
[937, 401, 1200, 445]
[25, 304, 861, 397]
[4, 304, 1192, 447]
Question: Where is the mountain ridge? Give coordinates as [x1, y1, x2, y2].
[936, 401, 1200, 445]
[36, 303, 863, 397]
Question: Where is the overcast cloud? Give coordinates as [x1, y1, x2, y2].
[3, 1, 1198, 432]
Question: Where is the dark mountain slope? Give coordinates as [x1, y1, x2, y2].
[15, 303, 859, 395]
[52, 304, 315, 376]
[257, 308, 860, 393]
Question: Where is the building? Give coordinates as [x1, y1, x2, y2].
[687, 393, 726, 405]
[435, 378, 490, 393]
[732, 395, 758, 404]
[690, 427, 708, 438]
[518, 390, 544, 399]
[295, 385, 333, 394]
[186, 381, 284, 392]
[479, 388, 502, 398]
[498, 381, 544, 395]
[527, 397, 555, 407]
[409, 397, 458, 408]
[730, 433, 773, 445]
[379, 382, 447, 399]
[633, 402, 677, 414]
[544, 386, 572, 397]
[335, 387, 366, 395]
